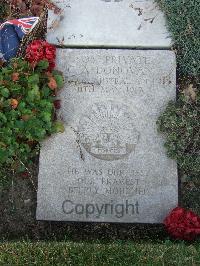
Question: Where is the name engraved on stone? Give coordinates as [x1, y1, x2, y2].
[78, 101, 140, 161]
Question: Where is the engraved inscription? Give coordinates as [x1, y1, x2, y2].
[78, 101, 140, 161]
[61, 54, 153, 98]
[66, 166, 147, 197]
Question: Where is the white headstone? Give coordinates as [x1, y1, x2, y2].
[36, 49, 178, 223]
[47, 0, 172, 48]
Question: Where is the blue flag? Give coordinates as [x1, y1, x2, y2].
[0, 17, 39, 61]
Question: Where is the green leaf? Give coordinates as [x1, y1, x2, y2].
[18, 101, 26, 110]
[27, 85, 40, 102]
[42, 86, 51, 98]
[28, 74, 39, 84]
[35, 128, 46, 140]
[0, 148, 9, 163]
[37, 60, 49, 70]
[0, 112, 7, 123]
[53, 121, 65, 133]
[15, 120, 24, 129]
[54, 74, 64, 88]
[41, 111, 52, 122]
[0, 87, 10, 98]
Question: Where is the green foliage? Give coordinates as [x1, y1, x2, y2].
[156, 1, 200, 179]
[156, 0, 200, 78]
[0, 240, 199, 265]
[0, 58, 64, 175]
[157, 92, 200, 179]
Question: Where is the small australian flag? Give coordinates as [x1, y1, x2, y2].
[0, 17, 39, 61]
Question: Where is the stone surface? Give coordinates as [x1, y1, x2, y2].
[37, 49, 178, 223]
[47, 0, 172, 48]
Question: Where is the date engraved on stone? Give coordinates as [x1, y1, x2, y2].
[78, 101, 140, 161]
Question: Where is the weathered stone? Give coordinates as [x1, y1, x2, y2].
[36, 49, 178, 223]
[47, 0, 172, 48]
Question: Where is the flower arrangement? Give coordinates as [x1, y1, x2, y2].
[0, 40, 64, 176]
[26, 40, 56, 70]
[164, 207, 200, 241]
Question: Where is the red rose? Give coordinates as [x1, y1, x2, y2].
[164, 207, 200, 241]
[25, 40, 56, 71]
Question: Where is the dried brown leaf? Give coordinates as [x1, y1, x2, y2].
[183, 84, 197, 101]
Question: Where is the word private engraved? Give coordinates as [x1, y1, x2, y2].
[78, 101, 140, 161]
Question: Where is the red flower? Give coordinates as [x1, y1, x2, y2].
[164, 207, 200, 241]
[25, 40, 56, 71]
